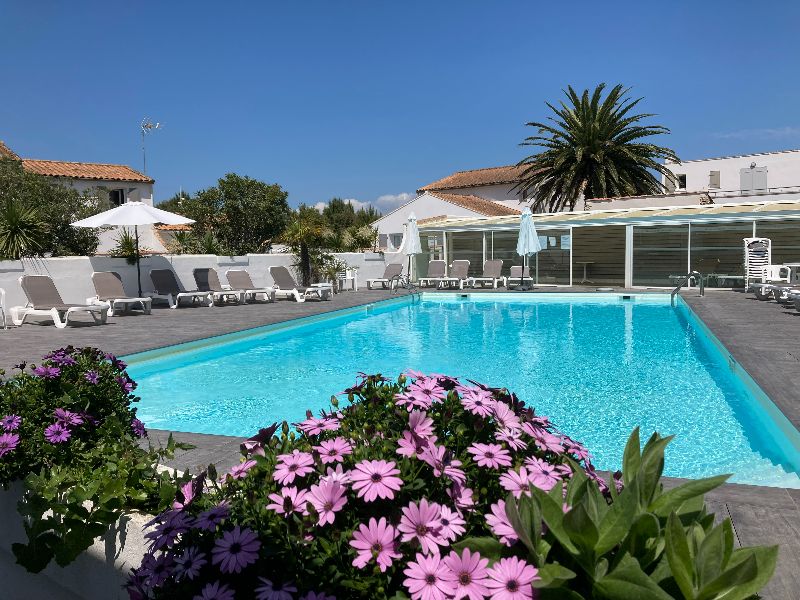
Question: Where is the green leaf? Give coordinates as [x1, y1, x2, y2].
[622, 427, 642, 486]
[563, 502, 599, 556]
[452, 537, 504, 561]
[637, 434, 674, 508]
[533, 563, 577, 588]
[696, 546, 778, 600]
[594, 553, 674, 600]
[695, 520, 727, 588]
[596, 476, 640, 555]
[531, 487, 579, 555]
[505, 493, 540, 562]
[650, 475, 730, 517]
[665, 512, 696, 599]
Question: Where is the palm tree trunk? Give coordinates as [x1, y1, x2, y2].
[300, 242, 311, 286]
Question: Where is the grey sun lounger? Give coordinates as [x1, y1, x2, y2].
[438, 260, 471, 289]
[149, 269, 213, 309]
[193, 268, 244, 305]
[418, 260, 447, 288]
[10, 275, 108, 328]
[468, 259, 504, 289]
[90, 271, 152, 315]
[366, 263, 403, 290]
[506, 266, 534, 288]
[226, 269, 276, 303]
[269, 266, 331, 302]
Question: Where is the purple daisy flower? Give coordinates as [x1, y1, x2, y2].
[116, 376, 135, 393]
[32, 365, 61, 379]
[194, 581, 234, 600]
[196, 502, 230, 531]
[44, 422, 71, 444]
[84, 370, 100, 384]
[1, 414, 21, 431]
[54, 408, 84, 426]
[50, 354, 76, 367]
[174, 547, 207, 581]
[131, 418, 146, 438]
[0, 432, 20, 457]
[211, 526, 261, 574]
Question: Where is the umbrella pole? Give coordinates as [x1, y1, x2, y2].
[135, 224, 142, 297]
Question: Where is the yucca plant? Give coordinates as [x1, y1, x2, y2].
[168, 230, 197, 255]
[110, 228, 151, 265]
[0, 198, 44, 259]
[516, 83, 680, 212]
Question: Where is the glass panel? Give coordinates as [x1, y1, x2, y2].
[632, 225, 688, 287]
[449, 232, 484, 277]
[535, 229, 570, 285]
[572, 226, 625, 286]
[689, 223, 752, 288]
[755, 220, 800, 266]
[491, 231, 524, 278]
[414, 232, 444, 279]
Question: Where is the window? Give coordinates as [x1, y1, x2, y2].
[740, 167, 768, 192]
[676, 174, 687, 190]
[109, 189, 125, 206]
[709, 170, 721, 189]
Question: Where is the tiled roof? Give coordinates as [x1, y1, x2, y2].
[418, 164, 528, 192]
[154, 224, 192, 231]
[0, 140, 20, 160]
[427, 191, 521, 216]
[21, 158, 154, 183]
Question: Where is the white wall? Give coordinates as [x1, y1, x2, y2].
[374, 193, 487, 237]
[663, 150, 800, 193]
[0, 251, 402, 309]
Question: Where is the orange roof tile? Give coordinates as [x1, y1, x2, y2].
[0, 140, 20, 160]
[21, 158, 154, 183]
[154, 224, 192, 231]
[427, 191, 521, 216]
[418, 164, 528, 193]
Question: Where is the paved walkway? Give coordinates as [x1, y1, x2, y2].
[3, 287, 799, 597]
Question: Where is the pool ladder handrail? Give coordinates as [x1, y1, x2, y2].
[671, 271, 704, 306]
[390, 274, 421, 301]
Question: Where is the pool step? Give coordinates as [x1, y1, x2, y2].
[726, 457, 800, 489]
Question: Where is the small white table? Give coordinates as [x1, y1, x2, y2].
[576, 261, 595, 284]
[337, 270, 358, 291]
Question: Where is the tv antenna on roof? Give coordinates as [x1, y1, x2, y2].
[140, 118, 163, 175]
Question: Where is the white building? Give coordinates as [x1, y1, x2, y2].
[662, 148, 800, 195]
[0, 140, 164, 253]
[374, 165, 528, 247]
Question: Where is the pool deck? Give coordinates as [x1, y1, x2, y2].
[2, 287, 799, 597]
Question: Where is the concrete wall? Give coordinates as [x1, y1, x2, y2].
[0, 251, 403, 309]
[663, 150, 800, 194]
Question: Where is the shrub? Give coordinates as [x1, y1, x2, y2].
[0, 347, 188, 571]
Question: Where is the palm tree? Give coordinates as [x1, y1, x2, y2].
[0, 198, 44, 259]
[280, 207, 331, 286]
[515, 84, 679, 212]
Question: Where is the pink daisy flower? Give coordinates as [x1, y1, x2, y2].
[300, 593, 336, 600]
[273, 450, 315, 485]
[438, 505, 466, 541]
[409, 378, 447, 404]
[534, 431, 565, 454]
[492, 403, 521, 431]
[467, 443, 512, 469]
[308, 480, 347, 526]
[408, 410, 435, 439]
[349, 517, 401, 572]
[495, 427, 527, 451]
[486, 556, 539, 600]
[320, 464, 352, 486]
[211, 526, 261, 574]
[460, 389, 496, 418]
[398, 499, 446, 555]
[227, 459, 257, 480]
[313, 437, 353, 464]
[448, 484, 476, 513]
[419, 443, 467, 485]
[442, 548, 491, 600]
[499, 467, 535, 498]
[524, 457, 561, 491]
[403, 552, 457, 600]
[394, 391, 432, 411]
[485, 500, 518, 546]
[397, 430, 433, 458]
[255, 578, 297, 600]
[266, 486, 310, 516]
[350, 460, 403, 502]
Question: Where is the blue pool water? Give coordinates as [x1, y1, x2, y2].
[126, 293, 800, 487]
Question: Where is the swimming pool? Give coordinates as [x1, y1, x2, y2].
[125, 293, 800, 488]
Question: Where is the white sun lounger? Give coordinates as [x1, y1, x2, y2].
[438, 260, 471, 289]
[194, 268, 244, 305]
[149, 269, 213, 309]
[89, 271, 152, 315]
[505, 266, 534, 288]
[418, 260, 447, 288]
[468, 259, 504, 289]
[366, 263, 403, 290]
[0, 287, 7, 329]
[269, 266, 331, 302]
[226, 269, 276, 303]
[10, 275, 108, 328]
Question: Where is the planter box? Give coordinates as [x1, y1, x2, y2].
[0, 482, 149, 600]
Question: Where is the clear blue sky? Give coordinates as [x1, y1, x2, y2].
[2, 1, 799, 212]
